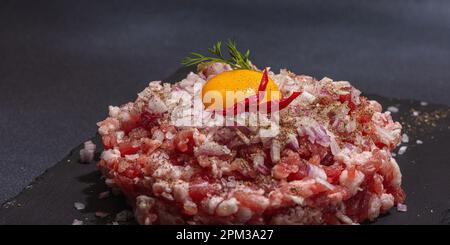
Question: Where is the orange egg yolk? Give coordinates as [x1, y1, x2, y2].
[202, 69, 280, 110]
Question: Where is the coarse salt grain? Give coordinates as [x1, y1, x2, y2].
[79, 140, 96, 163]
[397, 203, 407, 212]
[412, 111, 419, 116]
[72, 219, 83, 225]
[387, 106, 399, 113]
[74, 202, 85, 210]
[398, 146, 407, 155]
[401, 133, 409, 143]
[416, 140, 423, 144]
[3, 201, 16, 209]
[95, 211, 110, 218]
[115, 210, 134, 222]
[420, 101, 428, 106]
[98, 191, 110, 199]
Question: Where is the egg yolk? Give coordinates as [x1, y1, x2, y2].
[202, 69, 280, 110]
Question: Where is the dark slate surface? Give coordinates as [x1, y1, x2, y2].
[0, 67, 449, 225]
[1, 0, 450, 206]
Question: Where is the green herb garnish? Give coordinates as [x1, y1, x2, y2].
[182, 39, 253, 70]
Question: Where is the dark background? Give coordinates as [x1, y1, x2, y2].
[0, 0, 449, 204]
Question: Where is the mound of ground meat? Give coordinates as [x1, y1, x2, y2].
[97, 63, 405, 225]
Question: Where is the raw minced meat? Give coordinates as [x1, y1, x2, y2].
[97, 63, 405, 225]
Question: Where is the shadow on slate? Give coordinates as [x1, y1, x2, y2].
[0, 68, 449, 225]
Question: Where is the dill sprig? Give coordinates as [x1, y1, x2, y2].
[182, 39, 253, 70]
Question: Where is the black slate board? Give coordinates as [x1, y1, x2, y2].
[1, 68, 449, 225]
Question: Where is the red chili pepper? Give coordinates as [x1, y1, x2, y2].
[257, 68, 269, 93]
[221, 68, 268, 116]
[257, 68, 269, 105]
[259, 91, 302, 113]
[278, 91, 302, 110]
[214, 68, 301, 116]
[220, 94, 258, 116]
